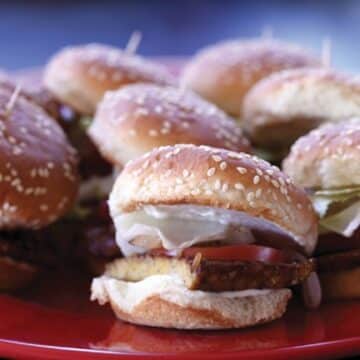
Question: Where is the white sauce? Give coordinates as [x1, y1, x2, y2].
[112, 204, 298, 256]
[91, 274, 274, 313]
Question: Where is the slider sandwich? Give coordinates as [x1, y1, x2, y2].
[283, 119, 360, 300]
[86, 83, 251, 272]
[92, 144, 319, 329]
[181, 38, 321, 121]
[43, 43, 177, 269]
[242, 68, 360, 163]
[0, 83, 79, 290]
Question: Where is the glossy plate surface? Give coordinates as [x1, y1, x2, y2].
[1, 268, 360, 360]
[1, 61, 360, 359]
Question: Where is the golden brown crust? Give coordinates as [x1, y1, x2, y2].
[0, 86, 79, 229]
[105, 254, 315, 291]
[109, 144, 318, 254]
[44, 43, 176, 114]
[320, 267, 360, 301]
[0, 256, 38, 291]
[181, 39, 320, 117]
[243, 68, 360, 149]
[88, 84, 251, 166]
[93, 276, 292, 329]
[283, 119, 360, 189]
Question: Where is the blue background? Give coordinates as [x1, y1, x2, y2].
[1, 0, 359, 72]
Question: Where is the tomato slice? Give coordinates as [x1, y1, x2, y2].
[151, 244, 294, 264]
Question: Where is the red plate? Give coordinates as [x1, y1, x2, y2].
[1, 268, 360, 360]
[2, 61, 360, 359]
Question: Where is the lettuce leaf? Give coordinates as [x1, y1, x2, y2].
[312, 187, 360, 237]
[320, 201, 360, 237]
[80, 116, 93, 131]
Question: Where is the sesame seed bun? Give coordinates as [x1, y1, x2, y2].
[91, 275, 291, 329]
[0, 86, 79, 229]
[88, 84, 251, 166]
[109, 144, 317, 254]
[181, 39, 321, 118]
[0, 73, 61, 121]
[44, 44, 176, 115]
[243, 68, 360, 151]
[283, 119, 360, 189]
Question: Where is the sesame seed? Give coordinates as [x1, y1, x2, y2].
[236, 167, 247, 174]
[235, 183, 244, 190]
[253, 175, 260, 185]
[207, 168, 216, 177]
[214, 179, 221, 190]
[247, 192, 255, 202]
[222, 183, 229, 192]
[212, 155, 222, 162]
[255, 189, 262, 198]
[271, 180, 279, 188]
[219, 162, 227, 171]
[160, 128, 170, 134]
[191, 189, 201, 196]
[8, 136, 16, 144]
[182, 122, 190, 128]
[149, 129, 158, 137]
[182, 169, 190, 177]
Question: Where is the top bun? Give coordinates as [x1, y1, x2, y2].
[0, 85, 79, 229]
[243, 68, 360, 150]
[181, 39, 321, 118]
[283, 119, 360, 189]
[44, 43, 176, 114]
[0, 73, 61, 120]
[88, 84, 251, 166]
[109, 144, 317, 254]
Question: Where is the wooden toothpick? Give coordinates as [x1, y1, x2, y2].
[321, 37, 332, 67]
[5, 84, 22, 117]
[125, 31, 142, 55]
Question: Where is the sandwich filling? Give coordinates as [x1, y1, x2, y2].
[95, 203, 320, 308]
[311, 187, 360, 238]
[91, 273, 287, 314]
[311, 187, 360, 282]
[112, 204, 310, 256]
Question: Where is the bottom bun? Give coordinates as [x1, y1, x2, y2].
[91, 274, 292, 329]
[320, 267, 360, 301]
[0, 256, 39, 291]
